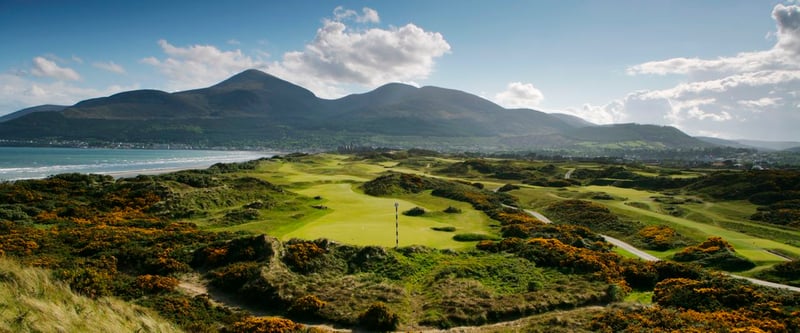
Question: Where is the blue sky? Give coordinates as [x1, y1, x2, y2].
[1, 0, 798, 141]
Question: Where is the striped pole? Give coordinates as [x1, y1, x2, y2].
[394, 202, 399, 249]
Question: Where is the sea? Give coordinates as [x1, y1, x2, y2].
[0, 147, 276, 181]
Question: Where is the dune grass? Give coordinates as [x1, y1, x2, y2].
[0, 257, 180, 333]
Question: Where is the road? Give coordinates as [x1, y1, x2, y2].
[507, 205, 800, 293]
[564, 168, 574, 180]
[600, 234, 660, 261]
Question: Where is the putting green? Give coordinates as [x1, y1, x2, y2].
[282, 183, 495, 249]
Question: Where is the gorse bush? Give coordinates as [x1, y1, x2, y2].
[134, 274, 179, 294]
[228, 316, 304, 333]
[673, 237, 755, 272]
[402, 206, 425, 216]
[288, 295, 326, 319]
[358, 302, 399, 332]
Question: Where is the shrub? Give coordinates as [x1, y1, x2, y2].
[443, 206, 462, 214]
[403, 206, 426, 216]
[452, 233, 500, 242]
[497, 183, 520, 192]
[208, 261, 261, 292]
[134, 274, 179, 294]
[288, 295, 326, 319]
[228, 316, 304, 333]
[637, 225, 680, 251]
[284, 241, 326, 271]
[358, 302, 399, 332]
[673, 237, 755, 271]
[431, 226, 456, 232]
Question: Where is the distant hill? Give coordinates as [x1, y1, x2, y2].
[0, 104, 66, 122]
[549, 113, 596, 128]
[0, 69, 712, 151]
[695, 137, 800, 151]
[736, 140, 800, 151]
[695, 136, 757, 149]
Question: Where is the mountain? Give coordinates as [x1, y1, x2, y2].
[0, 69, 712, 151]
[0, 104, 67, 122]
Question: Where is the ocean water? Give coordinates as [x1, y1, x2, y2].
[0, 147, 275, 181]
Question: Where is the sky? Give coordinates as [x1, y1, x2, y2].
[1, 0, 798, 141]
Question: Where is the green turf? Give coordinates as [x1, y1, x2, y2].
[278, 183, 495, 249]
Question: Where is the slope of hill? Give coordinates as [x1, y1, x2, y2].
[695, 136, 756, 149]
[0, 104, 66, 122]
[0, 69, 712, 151]
[549, 113, 596, 128]
[563, 124, 713, 149]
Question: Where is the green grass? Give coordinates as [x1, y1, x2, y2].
[0, 257, 180, 333]
[210, 155, 500, 249]
[273, 183, 496, 249]
[624, 291, 653, 304]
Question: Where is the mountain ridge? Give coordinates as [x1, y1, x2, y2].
[0, 69, 714, 151]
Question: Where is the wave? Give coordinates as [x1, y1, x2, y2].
[0, 149, 272, 181]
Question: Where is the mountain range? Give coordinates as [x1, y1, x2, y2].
[0, 69, 742, 151]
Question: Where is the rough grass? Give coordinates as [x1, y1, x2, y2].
[0, 257, 180, 333]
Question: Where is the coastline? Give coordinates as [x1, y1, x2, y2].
[102, 164, 218, 179]
[0, 147, 277, 182]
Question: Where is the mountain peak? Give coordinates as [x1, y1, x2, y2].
[211, 69, 278, 88]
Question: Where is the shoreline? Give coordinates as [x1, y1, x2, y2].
[102, 164, 218, 179]
[0, 147, 278, 182]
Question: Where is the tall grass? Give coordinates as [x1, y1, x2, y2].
[0, 257, 181, 333]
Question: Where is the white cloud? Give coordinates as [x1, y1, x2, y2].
[137, 7, 448, 97]
[227, 39, 241, 45]
[141, 39, 263, 91]
[334, 6, 380, 23]
[71, 55, 83, 64]
[30, 56, 81, 81]
[563, 100, 627, 125]
[569, 4, 800, 141]
[266, 7, 450, 98]
[737, 97, 782, 109]
[0, 73, 136, 115]
[93, 61, 126, 74]
[494, 82, 544, 109]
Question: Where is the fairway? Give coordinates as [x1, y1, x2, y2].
[282, 183, 496, 249]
